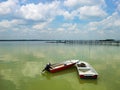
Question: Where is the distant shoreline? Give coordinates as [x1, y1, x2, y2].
[0, 40, 47, 41]
[0, 39, 119, 46]
[0, 39, 119, 41]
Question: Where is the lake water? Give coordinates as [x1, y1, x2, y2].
[0, 41, 120, 90]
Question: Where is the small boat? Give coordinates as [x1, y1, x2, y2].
[42, 60, 79, 73]
[75, 61, 98, 79]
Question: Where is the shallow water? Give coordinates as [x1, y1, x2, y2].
[0, 41, 120, 90]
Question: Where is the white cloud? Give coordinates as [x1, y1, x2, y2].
[88, 12, 120, 31]
[62, 0, 107, 20]
[78, 5, 107, 19]
[64, 0, 106, 8]
[0, 19, 25, 28]
[60, 10, 77, 20]
[57, 28, 65, 32]
[32, 18, 53, 30]
[89, 27, 97, 31]
[64, 0, 78, 7]
[103, 12, 120, 27]
[32, 23, 47, 30]
[60, 5, 107, 20]
[62, 23, 77, 30]
[0, 0, 18, 15]
[116, 2, 120, 12]
[18, 1, 60, 21]
[54, 23, 79, 34]
[16, 0, 107, 21]
[0, 0, 119, 40]
[0, 0, 107, 21]
[32, 22, 49, 30]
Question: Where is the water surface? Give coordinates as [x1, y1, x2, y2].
[0, 41, 120, 90]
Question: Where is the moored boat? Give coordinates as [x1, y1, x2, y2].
[75, 61, 98, 79]
[42, 60, 79, 73]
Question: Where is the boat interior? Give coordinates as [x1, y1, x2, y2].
[51, 64, 65, 69]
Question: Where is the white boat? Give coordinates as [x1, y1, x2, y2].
[75, 61, 98, 79]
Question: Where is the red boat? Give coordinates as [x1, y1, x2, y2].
[42, 60, 79, 73]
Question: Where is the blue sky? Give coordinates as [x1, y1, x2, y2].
[0, 0, 120, 40]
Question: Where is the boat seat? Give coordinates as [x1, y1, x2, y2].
[77, 63, 86, 67]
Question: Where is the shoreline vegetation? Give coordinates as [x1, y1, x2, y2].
[0, 39, 120, 46]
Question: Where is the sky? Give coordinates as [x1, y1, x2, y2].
[0, 0, 120, 40]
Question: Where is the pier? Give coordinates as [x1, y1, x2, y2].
[48, 39, 120, 46]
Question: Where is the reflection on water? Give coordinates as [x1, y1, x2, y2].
[0, 41, 120, 90]
[42, 67, 98, 85]
[41, 67, 76, 79]
[22, 62, 42, 78]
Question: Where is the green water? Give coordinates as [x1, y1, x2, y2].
[0, 41, 120, 90]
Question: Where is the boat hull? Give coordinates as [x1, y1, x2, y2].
[49, 60, 79, 73]
[79, 75, 98, 79]
[50, 63, 75, 73]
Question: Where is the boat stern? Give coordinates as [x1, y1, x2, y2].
[79, 74, 98, 79]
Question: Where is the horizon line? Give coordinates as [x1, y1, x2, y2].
[0, 39, 119, 41]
